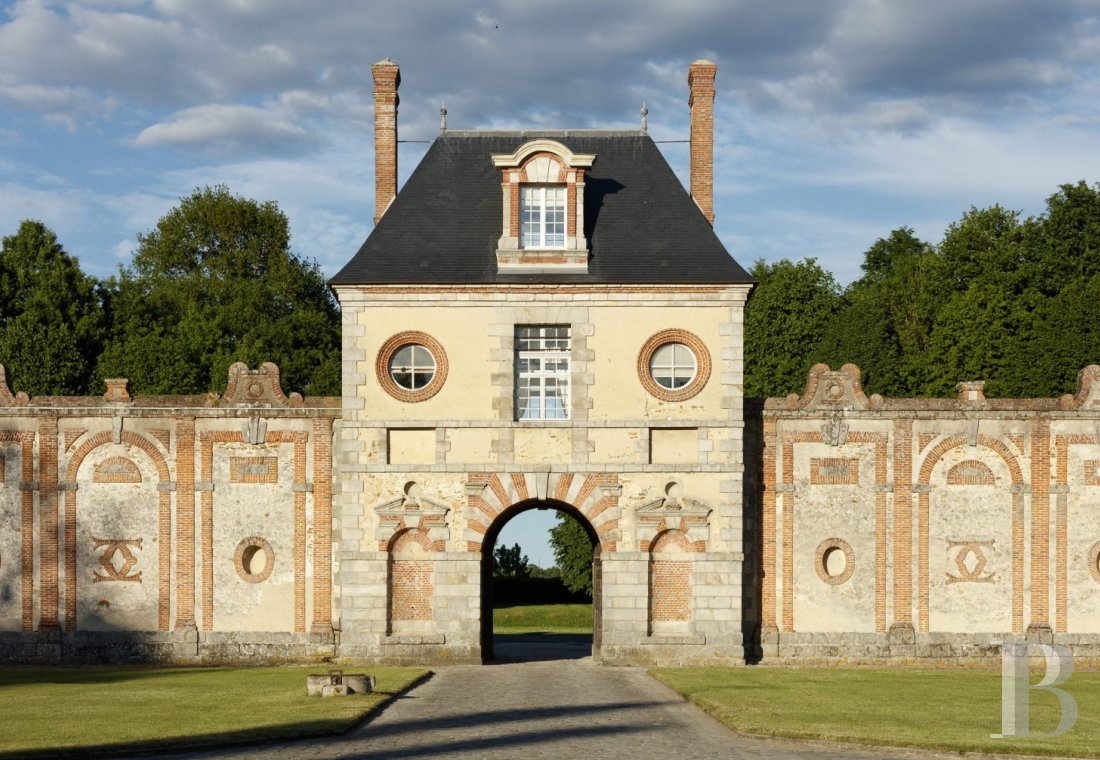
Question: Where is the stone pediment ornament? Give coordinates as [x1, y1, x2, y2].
[781, 363, 883, 412]
[374, 482, 450, 519]
[215, 362, 303, 408]
[0, 365, 29, 407]
[637, 481, 711, 519]
[636, 482, 711, 537]
[636, 496, 711, 518]
[1061, 365, 1100, 410]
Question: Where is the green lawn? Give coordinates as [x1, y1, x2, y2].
[0, 665, 428, 756]
[651, 667, 1100, 757]
[493, 603, 593, 634]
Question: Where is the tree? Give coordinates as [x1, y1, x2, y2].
[1026, 181, 1100, 293]
[97, 186, 340, 396]
[818, 228, 939, 397]
[0, 220, 105, 395]
[743, 258, 842, 398]
[549, 513, 593, 596]
[492, 542, 529, 577]
[924, 205, 1033, 397]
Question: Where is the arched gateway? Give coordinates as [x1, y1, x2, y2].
[343, 467, 743, 666]
[479, 499, 601, 661]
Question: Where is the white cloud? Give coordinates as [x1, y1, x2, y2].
[134, 102, 312, 153]
[0, 0, 1098, 285]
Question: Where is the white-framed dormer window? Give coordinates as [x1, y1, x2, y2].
[515, 325, 570, 419]
[520, 185, 566, 248]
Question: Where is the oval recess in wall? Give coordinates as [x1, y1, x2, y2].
[814, 537, 854, 586]
[234, 536, 275, 584]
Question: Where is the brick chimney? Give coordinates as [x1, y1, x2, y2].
[371, 58, 400, 224]
[688, 59, 717, 225]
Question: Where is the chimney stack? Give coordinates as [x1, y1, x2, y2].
[371, 58, 400, 224]
[688, 59, 717, 225]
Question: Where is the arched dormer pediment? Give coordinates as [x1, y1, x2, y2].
[490, 139, 595, 171]
[491, 139, 596, 274]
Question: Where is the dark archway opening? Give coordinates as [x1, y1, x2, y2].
[481, 499, 601, 663]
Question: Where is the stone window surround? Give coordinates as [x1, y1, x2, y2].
[375, 331, 449, 403]
[489, 305, 595, 466]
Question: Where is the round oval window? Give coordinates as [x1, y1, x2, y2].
[649, 343, 697, 390]
[389, 344, 436, 390]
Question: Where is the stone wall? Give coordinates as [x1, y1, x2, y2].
[752, 363, 1100, 663]
[0, 363, 339, 664]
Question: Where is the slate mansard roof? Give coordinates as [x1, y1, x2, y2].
[330, 130, 753, 286]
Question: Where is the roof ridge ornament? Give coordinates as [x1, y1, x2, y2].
[641, 102, 648, 133]
[440, 102, 447, 134]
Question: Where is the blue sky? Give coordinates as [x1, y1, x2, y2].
[2, 0, 1100, 564]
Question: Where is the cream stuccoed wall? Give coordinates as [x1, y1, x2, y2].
[333, 284, 751, 666]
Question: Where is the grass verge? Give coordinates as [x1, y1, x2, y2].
[0, 665, 428, 757]
[650, 667, 1100, 758]
[493, 603, 593, 634]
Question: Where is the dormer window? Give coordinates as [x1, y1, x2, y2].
[521, 185, 566, 248]
[491, 139, 595, 273]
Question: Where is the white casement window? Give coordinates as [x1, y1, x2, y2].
[649, 343, 697, 389]
[520, 185, 566, 248]
[515, 325, 570, 419]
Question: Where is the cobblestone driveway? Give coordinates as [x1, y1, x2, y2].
[168, 657, 962, 760]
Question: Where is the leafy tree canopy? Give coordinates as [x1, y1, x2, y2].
[0, 220, 105, 395]
[96, 186, 340, 396]
[492, 542, 529, 578]
[744, 258, 842, 398]
[549, 513, 594, 597]
[750, 181, 1100, 400]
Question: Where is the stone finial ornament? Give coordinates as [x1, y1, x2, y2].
[0, 364, 29, 407]
[640, 102, 648, 133]
[217, 362, 303, 408]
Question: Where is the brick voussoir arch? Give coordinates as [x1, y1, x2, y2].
[917, 433, 1024, 485]
[63, 429, 172, 631]
[66, 430, 171, 483]
[465, 472, 620, 552]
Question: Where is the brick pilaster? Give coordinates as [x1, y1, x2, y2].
[1028, 418, 1051, 631]
[175, 417, 197, 631]
[890, 417, 913, 632]
[312, 417, 334, 633]
[38, 416, 60, 629]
